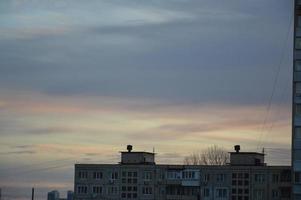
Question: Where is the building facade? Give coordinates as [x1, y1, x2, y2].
[68, 191, 74, 200]
[74, 145, 291, 200]
[48, 190, 60, 200]
[294, 0, 301, 199]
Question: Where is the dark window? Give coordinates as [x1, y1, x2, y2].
[280, 187, 291, 198]
[244, 173, 249, 179]
[232, 173, 237, 179]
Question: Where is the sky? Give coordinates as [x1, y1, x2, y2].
[0, 0, 294, 199]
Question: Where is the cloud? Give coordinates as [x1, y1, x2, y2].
[0, 150, 36, 155]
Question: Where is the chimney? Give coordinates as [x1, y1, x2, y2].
[234, 145, 240, 153]
[127, 145, 133, 152]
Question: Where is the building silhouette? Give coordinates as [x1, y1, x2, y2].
[67, 191, 74, 200]
[74, 145, 291, 200]
[47, 190, 60, 200]
[294, 1, 301, 199]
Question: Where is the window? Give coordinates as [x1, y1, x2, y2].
[92, 186, 102, 194]
[272, 189, 279, 198]
[238, 189, 243, 194]
[295, 104, 301, 116]
[272, 174, 279, 183]
[93, 172, 102, 180]
[295, 127, 301, 139]
[182, 170, 197, 179]
[254, 174, 265, 183]
[298, 16, 301, 27]
[143, 171, 152, 180]
[254, 189, 264, 200]
[167, 171, 181, 179]
[295, 172, 301, 183]
[78, 171, 88, 179]
[217, 174, 226, 182]
[296, 38, 301, 50]
[204, 188, 210, 197]
[216, 188, 227, 198]
[77, 186, 88, 194]
[296, 83, 301, 97]
[296, 61, 301, 71]
[133, 178, 137, 183]
[204, 174, 210, 182]
[294, 150, 301, 160]
[111, 172, 118, 180]
[142, 187, 153, 195]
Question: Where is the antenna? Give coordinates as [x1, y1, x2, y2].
[31, 188, 34, 200]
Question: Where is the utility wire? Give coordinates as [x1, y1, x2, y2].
[256, 13, 294, 150]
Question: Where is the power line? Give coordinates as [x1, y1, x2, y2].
[256, 13, 294, 150]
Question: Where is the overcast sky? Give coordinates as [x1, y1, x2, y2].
[0, 0, 294, 199]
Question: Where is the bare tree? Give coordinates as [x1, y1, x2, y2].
[183, 145, 229, 165]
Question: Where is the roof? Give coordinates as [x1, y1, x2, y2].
[120, 151, 155, 155]
[229, 152, 265, 155]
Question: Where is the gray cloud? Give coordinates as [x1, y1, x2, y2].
[0, 0, 293, 106]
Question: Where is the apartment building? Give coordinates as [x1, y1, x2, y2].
[74, 145, 291, 200]
[293, 0, 301, 199]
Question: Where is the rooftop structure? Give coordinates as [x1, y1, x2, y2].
[229, 145, 265, 166]
[120, 145, 155, 165]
